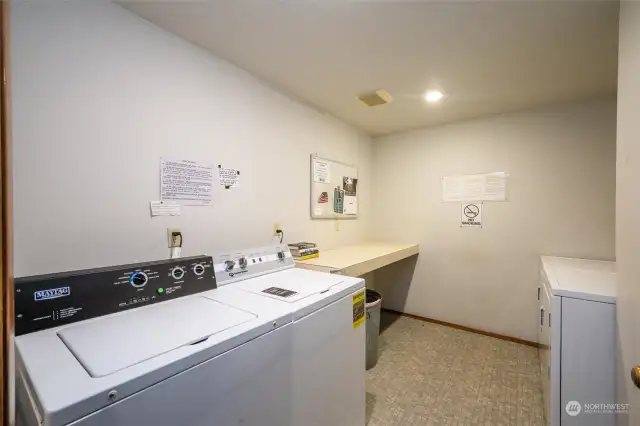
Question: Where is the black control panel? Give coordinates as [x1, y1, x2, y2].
[15, 255, 216, 336]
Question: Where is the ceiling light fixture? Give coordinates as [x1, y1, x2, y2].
[424, 90, 444, 103]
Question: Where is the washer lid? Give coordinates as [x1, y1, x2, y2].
[57, 296, 256, 377]
[234, 268, 346, 303]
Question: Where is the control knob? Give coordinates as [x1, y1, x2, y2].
[277, 251, 285, 262]
[130, 271, 148, 288]
[193, 263, 205, 276]
[225, 260, 236, 272]
[238, 257, 248, 269]
[171, 267, 185, 280]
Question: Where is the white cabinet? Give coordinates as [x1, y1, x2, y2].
[538, 256, 616, 426]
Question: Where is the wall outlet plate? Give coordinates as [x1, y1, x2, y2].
[273, 223, 280, 235]
[167, 227, 181, 248]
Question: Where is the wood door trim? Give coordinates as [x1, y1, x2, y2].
[1, 2, 13, 424]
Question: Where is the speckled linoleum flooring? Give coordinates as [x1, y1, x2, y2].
[366, 312, 545, 426]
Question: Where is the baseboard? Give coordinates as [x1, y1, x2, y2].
[381, 308, 540, 348]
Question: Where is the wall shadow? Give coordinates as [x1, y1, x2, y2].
[373, 254, 418, 332]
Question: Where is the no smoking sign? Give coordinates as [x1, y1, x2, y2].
[461, 203, 483, 228]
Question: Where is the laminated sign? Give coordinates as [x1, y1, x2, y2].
[461, 203, 482, 228]
[352, 291, 365, 329]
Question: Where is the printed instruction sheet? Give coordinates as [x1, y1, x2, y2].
[161, 159, 214, 205]
[442, 172, 507, 202]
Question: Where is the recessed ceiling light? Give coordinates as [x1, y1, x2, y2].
[424, 90, 444, 103]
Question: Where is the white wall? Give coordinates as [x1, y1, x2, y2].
[371, 100, 616, 342]
[615, 2, 640, 424]
[11, 1, 371, 276]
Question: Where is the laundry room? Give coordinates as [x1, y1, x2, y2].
[1, 1, 639, 426]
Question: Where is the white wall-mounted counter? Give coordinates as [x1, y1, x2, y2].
[294, 242, 419, 277]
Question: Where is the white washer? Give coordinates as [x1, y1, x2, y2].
[214, 245, 366, 426]
[15, 256, 293, 426]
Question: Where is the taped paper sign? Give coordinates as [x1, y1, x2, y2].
[353, 291, 365, 329]
[150, 201, 180, 217]
[461, 203, 483, 228]
[218, 165, 240, 189]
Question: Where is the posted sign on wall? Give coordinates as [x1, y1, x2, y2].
[461, 203, 482, 228]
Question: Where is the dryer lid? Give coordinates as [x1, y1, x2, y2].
[541, 256, 616, 303]
[57, 296, 256, 377]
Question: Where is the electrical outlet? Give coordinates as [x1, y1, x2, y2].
[273, 223, 280, 235]
[167, 227, 181, 248]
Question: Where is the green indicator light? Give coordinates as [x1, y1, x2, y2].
[157, 288, 164, 294]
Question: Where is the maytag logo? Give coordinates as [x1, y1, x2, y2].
[34, 287, 71, 301]
[229, 270, 248, 278]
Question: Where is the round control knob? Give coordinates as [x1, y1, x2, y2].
[224, 260, 236, 272]
[277, 251, 285, 261]
[238, 257, 248, 269]
[130, 271, 148, 288]
[192, 263, 205, 276]
[171, 267, 185, 280]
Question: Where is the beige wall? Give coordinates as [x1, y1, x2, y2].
[371, 99, 616, 342]
[616, 2, 640, 424]
[11, 1, 371, 276]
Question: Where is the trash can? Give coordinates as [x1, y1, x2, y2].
[365, 289, 383, 370]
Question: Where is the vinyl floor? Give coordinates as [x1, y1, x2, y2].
[365, 311, 546, 426]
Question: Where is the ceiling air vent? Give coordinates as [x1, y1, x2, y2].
[357, 90, 392, 107]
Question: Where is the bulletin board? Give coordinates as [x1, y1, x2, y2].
[310, 155, 359, 219]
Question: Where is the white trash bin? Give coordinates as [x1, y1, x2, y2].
[365, 290, 382, 370]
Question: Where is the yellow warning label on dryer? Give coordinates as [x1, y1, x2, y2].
[352, 291, 365, 329]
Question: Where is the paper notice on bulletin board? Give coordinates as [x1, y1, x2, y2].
[161, 159, 214, 205]
[343, 176, 358, 215]
[442, 172, 507, 202]
[313, 158, 331, 184]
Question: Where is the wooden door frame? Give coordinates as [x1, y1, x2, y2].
[0, 1, 13, 425]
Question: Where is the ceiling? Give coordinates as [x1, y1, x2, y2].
[120, 0, 619, 136]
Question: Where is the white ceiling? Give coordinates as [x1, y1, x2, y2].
[120, 0, 619, 136]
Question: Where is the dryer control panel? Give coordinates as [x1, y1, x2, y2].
[15, 255, 215, 336]
[214, 244, 294, 286]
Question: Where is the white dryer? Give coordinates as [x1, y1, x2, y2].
[538, 256, 616, 426]
[15, 255, 293, 426]
[214, 245, 366, 426]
